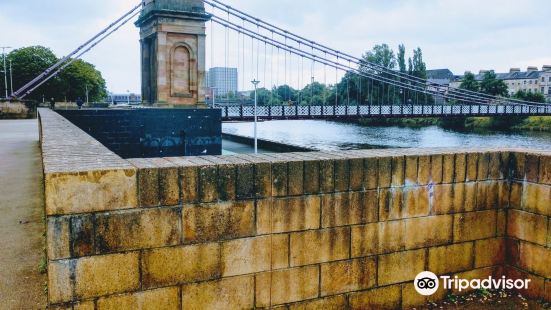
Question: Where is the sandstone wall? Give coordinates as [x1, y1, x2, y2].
[39, 109, 551, 309]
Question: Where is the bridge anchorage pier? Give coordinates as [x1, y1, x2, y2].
[136, 0, 211, 107]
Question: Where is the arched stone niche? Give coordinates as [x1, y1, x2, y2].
[170, 43, 196, 98]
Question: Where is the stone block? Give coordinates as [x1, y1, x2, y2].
[151, 158, 179, 206]
[364, 157, 379, 189]
[499, 151, 511, 180]
[418, 155, 431, 185]
[321, 191, 378, 228]
[96, 287, 180, 310]
[453, 210, 496, 242]
[442, 154, 455, 183]
[506, 266, 546, 300]
[497, 209, 507, 237]
[511, 152, 526, 180]
[404, 215, 453, 249]
[433, 183, 476, 215]
[48, 260, 74, 304]
[221, 234, 288, 277]
[477, 152, 490, 181]
[45, 168, 137, 216]
[402, 186, 430, 218]
[95, 207, 181, 253]
[474, 238, 505, 268]
[521, 183, 551, 216]
[236, 163, 254, 200]
[290, 227, 350, 266]
[402, 281, 448, 309]
[540, 155, 551, 185]
[334, 159, 350, 192]
[378, 249, 425, 286]
[525, 153, 540, 183]
[303, 160, 320, 194]
[47, 216, 71, 260]
[255, 266, 319, 307]
[70, 214, 95, 257]
[74, 252, 140, 299]
[320, 257, 376, 296]
[509, 182, 522, 209]
[428, 243, 473, 275]
[519, 241, 551, 278]
[391, 156, 405, 187]
[183, 200, 254, 243]
[349, 285, 401, 309]
[142, 243, 220, 288]
[199, 165, 218, 203]
[180, 166, 199, 203]
[505, 237, 520, 266]
[128, 159, 160, 207]
[466, 153, 479, 181]
[288, 160, 304, 196]
[405, 156, 419, 186]
[288, 295, 347, 310]
[272, 162, 288, 197]
[430, 155, 443, 184]
[351, 220, 405, 257]
[182, 275, 254, 309]
[378, 157, 392, 188]
[378, 188, 402, 221]
[488, 152, 501, 180]
[320, 160, 335, 193]
[349, 158, 364, 191]
[475, 181, 500, 211]
[217, 164, 237, 201]
[451, 267, 501, 295]
[258, 196, 320, 234]
[507, 209, 548, 245]
[454, 153, 467, 183]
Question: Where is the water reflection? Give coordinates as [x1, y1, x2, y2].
[223, 120, 551, 151]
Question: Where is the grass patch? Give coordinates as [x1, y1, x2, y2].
[512, 116, 551, 131]
[38, 255, 47, 274]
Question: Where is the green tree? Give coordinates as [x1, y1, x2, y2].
[58, 59, 107, 102]
[410, 47, 427, 79]
[249, 87, 272, 105]
[362, 44, 396, 70]
[513, 89, 545, 103]
[397, 44, 407, 73]
[5, 45, 107, 102]
[459, 72, 480, 92]
[479, 71, 508, 97]
[5, 46, 61, 101]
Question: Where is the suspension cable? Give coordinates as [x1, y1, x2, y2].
[13, 2, 144, 99]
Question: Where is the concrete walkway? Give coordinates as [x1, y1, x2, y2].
[0, 119, 46, 309]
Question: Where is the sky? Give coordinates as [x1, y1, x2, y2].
[1, 0, 550, 94]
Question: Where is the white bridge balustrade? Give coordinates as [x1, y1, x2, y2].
[219, 104, 551, 121]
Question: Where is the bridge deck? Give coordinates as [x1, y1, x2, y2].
[219, 104, 551, 121]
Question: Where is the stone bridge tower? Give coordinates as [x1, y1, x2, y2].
[135, 0, 210, 106]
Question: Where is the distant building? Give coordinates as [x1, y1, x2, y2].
[427, 69, 455, 85]
[207, 67, 238, 97]
[450, 66, 551, 101]
[106, 92, 142, 105]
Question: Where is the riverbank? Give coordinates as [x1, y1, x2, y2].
[358, 116, 551, 132]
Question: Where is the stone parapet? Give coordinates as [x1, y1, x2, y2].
[40, 109, 551, 309]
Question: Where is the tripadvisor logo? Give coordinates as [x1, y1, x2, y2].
[414, 271, 531, 296]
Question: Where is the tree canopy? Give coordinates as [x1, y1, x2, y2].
[459, 72, 480, 92]
[479, 71, 508, 97]
[2, 45, 106, 102]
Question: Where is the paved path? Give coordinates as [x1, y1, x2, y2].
[0, 119, 46, 309]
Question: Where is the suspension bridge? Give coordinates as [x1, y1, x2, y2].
[8, 0, 551, 121]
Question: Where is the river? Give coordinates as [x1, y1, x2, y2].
[223, 120, 551, 151]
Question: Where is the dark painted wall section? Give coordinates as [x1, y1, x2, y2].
[57, 109, 221, 158]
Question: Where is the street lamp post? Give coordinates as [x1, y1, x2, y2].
[1, 46, 12, 99]
[251, 79, 260, 154]
[9, 59, 13, 97]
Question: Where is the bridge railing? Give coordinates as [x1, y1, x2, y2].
[219, 104, 551, 120]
